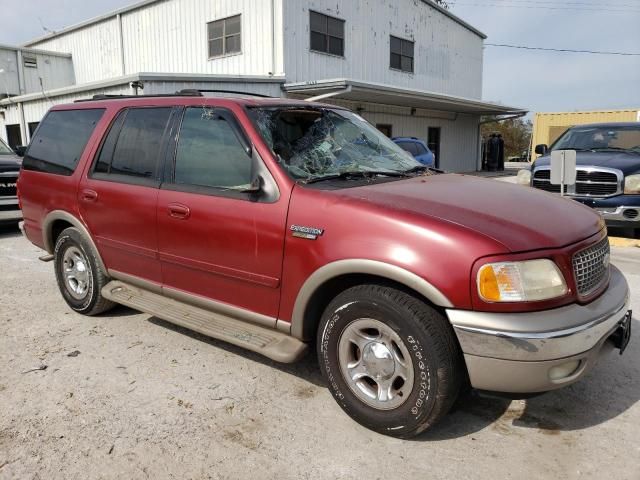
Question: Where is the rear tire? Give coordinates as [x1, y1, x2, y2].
[317, 284, 463, 438]
[54, 227, 115, 315]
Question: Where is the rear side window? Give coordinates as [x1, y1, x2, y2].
[23, 109, 104, 175]
[93, 107, 172, 184]
[173, 107, 252, 190]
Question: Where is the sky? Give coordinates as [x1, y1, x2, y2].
[0, 0, 638, 114]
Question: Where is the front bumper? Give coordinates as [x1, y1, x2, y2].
[447, 266, 630, 393]
[572, 195, 640, 227]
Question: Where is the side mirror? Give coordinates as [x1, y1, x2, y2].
[14, 145, 27, 157]
[240, 175, 262, 194]
[534, 144, 548, 155]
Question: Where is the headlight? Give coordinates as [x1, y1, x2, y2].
[477, 259, 567, 302]
[516, 169, 531, 186]
[624, 174, 640, 194]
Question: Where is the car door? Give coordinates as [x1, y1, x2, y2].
[156, 106, 288, 321]
[78, 106, 175, 285]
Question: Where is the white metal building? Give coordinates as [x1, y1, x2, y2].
[0, 0, 525, 172]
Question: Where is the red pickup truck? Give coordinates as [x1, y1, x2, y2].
[18, 93, 631, 438]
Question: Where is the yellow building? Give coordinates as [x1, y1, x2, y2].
[532, 109, 640, 158]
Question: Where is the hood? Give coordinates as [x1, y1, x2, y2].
[0, 153, 22, 174]
[535, 151, 640, 175]
[334, 174, 603, 252]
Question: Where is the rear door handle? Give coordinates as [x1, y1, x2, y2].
[81, 189, 98, 202]
[168, 203, 190, 220]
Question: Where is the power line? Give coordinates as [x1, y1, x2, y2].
[449, 1, 640, 12]
[485, 43, 640, 56]
[456, 0, 640, 5]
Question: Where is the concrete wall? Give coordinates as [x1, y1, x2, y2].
[282, 0, 484, 99]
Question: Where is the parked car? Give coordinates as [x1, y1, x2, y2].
[18, 94, 631, 438]
[0, 137, 22, 224]
[392, 137, 435, 166]
[524, 122, 640, 235]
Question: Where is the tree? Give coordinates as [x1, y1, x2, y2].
[481, 118, 533, 160]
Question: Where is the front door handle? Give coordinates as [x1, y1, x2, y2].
[167, 203, 190, 220]
[81, 189, 98, 202]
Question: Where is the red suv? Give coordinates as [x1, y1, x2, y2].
[18, 93, 632, 438]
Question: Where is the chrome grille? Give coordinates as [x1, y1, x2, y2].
[532, 167, 621, 197]
[572, 237, 610, 296]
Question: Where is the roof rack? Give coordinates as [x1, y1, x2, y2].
[176, 89, 273, 98]
[75, 92, 202, 102]
[74, 89, 273, 103]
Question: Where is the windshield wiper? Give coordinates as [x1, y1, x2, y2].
[302, 170, 407, 184]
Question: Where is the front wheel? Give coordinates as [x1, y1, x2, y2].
[317, 284, 463, 438]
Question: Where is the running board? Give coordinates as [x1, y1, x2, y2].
[101, 281, 307, 363]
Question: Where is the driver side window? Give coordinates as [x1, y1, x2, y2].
[174, 107, 252, 189]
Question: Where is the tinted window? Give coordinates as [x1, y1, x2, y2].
[106, 108, 172, 180]
[415, 143, 428, 155]
[23, 109, 104, 175]
[397, 141, 418, 156]
[174, 107, 252, 189]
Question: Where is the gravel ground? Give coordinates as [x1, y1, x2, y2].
[0, 225, 639, 480]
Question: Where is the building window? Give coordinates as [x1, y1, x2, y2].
[23, 56, 37, 68]
[207, 15, 241, 58]
[390, 36, 414, 73]
[310, 11, 345, 56]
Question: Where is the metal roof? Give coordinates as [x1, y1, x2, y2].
[0, 72, 285, 105]
[283, 79, 527, 116]
[24, 0, 486, 46]
[0, 43, 71, 58]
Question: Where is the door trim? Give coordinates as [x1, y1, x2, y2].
[158, 251, 280, 288]
[109, 269, 277, 328]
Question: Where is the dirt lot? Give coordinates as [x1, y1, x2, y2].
[1, 225, 639, 480]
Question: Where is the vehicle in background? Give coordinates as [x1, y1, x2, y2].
[393, 137, 435, 167]
[0, 137, 22, 225]
[17, 94, 631, 438]
[508, 150, 529, 162]
[522, 123, 640, 236]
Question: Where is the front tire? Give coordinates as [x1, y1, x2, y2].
[54, 227, 115, 315]
[317, 284, 463, 438]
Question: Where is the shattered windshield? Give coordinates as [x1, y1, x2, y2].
[249, 107, 422, 182]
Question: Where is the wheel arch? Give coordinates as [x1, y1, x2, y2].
[42, 210, 107, 272]
[290, 259, 454, 341]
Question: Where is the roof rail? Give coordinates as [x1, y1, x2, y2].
[74, 92, 203, 103]
[176, 89, 273, 98]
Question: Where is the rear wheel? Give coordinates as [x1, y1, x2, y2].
[54, 227, 115, 315]
[317, 284, 463, 438]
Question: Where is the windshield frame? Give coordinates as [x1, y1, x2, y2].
[550, 124, 640, 153]
[0, 137, 14, 155]
[246, 105, 423, 184]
